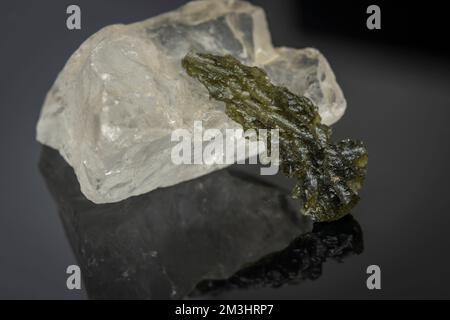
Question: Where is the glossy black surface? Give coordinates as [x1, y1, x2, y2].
[1, 0, 450, 299]
[39, 146, 317, 299]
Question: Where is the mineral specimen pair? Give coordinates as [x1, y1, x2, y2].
[36, 0, 367, 221]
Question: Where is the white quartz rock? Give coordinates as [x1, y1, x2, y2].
[36, 0, 347, 204]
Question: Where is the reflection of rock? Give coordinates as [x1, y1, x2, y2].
[192, 215, 363, 296]
[39, 146, 313, 299]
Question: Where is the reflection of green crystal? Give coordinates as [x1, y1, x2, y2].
[182, 52, 368, 222]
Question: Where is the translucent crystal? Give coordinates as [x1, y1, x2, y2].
[36, 0, 347, 203]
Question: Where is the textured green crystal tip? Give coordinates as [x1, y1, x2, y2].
[182, 52, 368, 222]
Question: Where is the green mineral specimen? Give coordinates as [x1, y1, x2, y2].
[182, 52, 368, 222]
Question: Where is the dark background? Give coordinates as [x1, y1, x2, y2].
[1, 0, 450, 299]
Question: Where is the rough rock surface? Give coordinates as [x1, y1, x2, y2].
[36, 0, 347, 203]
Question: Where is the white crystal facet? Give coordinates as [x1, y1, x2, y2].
[36, 0, 347, 203]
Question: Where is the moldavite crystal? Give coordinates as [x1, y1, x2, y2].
[36, 0, 347, 204]
[182, 52, 368, 222]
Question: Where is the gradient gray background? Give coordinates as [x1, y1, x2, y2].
[1, 0, 450, 299]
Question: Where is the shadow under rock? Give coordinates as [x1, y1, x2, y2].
[38, 146, 363, 299]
